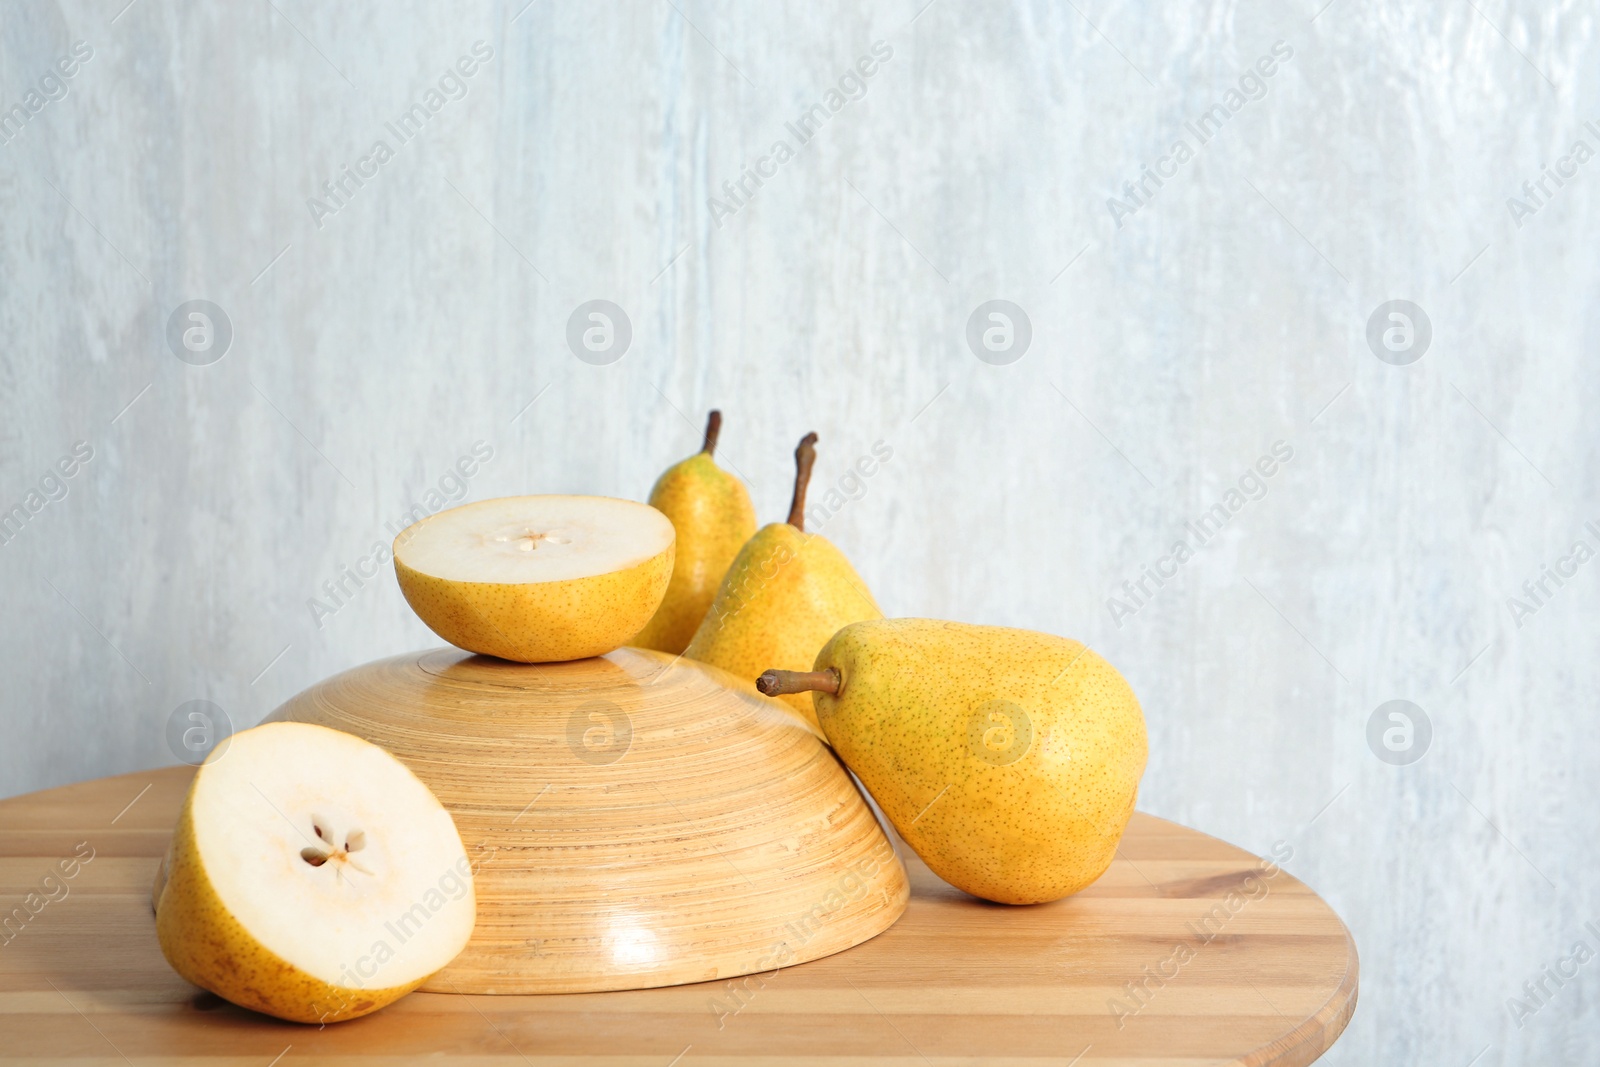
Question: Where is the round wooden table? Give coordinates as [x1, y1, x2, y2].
[0, 766, 1356, 1065]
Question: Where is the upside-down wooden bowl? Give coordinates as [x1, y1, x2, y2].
[264, 647, 909, 994]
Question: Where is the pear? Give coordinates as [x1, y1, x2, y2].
[155, 722, 476, 1022]
[632, 411, 758, 654]
[394, 495, 674, 663]
[757, 620, 1147, 905]
[684, 432, 881, 729]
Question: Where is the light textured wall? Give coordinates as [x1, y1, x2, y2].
[2, 0, 1596, 1061]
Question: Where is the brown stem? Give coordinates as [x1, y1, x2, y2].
[756, 668, 840, 698]
[701, 410, 722, 455]
[785, 432, 819, 530]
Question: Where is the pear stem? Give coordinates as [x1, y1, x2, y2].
[756, 667, 840, 698]
[701, 410, 722, 455]
[786, 432, 819, 531]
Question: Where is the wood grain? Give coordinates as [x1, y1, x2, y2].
[0, 764, 1357, 1065]
[5, 6, 1599, 1060]
[260, 647, 908, 994]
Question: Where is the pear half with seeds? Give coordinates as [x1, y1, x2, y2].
[394, 495, 674, 662]
[155, 722, 476, 1023]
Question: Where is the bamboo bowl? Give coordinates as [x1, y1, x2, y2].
[265, 647, 909, 994]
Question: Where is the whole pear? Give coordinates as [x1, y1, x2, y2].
[758, 619, 1147, 904]
[632, 411, 758, 654]
[684, 433, 881, 729]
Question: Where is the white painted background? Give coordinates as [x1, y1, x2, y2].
[2, 0, 1596, 1060]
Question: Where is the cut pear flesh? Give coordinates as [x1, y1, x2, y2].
[155, 722, 475, 1023]
[394, 495, 675, 663]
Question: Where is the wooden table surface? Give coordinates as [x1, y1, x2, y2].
[0, 766, 1357, 1065]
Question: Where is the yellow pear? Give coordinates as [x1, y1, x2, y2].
[155, 722, 476, 1023]
[683, 432, 881, 729]
[632, 410, 758, 654]
[758, 620, 1147, 905]
[393, 495, 674, 663]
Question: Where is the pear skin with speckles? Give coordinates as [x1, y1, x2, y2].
[812, 619, 1147, 905]
[683, 431, 882, 730]
[632, 412, 758, 655]
[684, 523, 881, 729]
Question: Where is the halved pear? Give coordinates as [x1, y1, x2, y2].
[155, 722, 476, 1023]
[393, 495, 675, 663]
